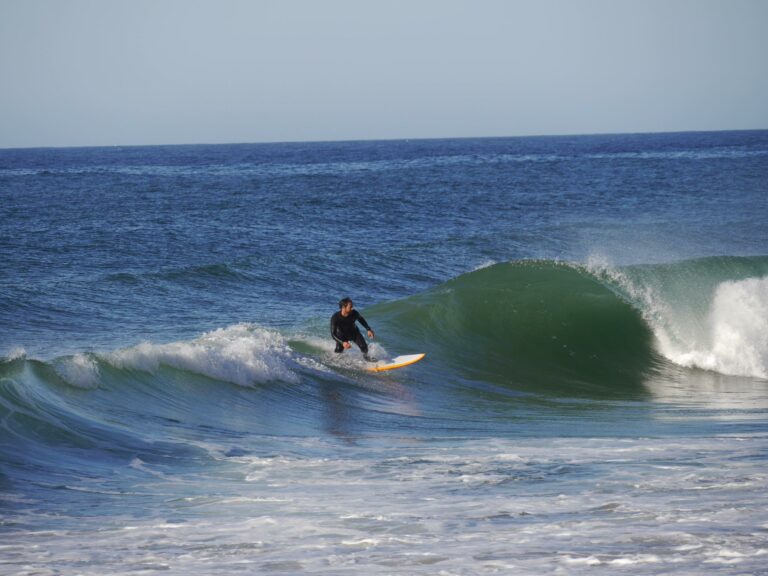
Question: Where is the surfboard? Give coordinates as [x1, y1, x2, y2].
[366, 353, 426, 372]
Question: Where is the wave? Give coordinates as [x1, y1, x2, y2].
[4, 256, 767, 394]
[0, 325, 310, 482]
[104, 324, 301, 386]
[374, 256, 768, 385]
[2, 256, 766, 484]
[2, 255, 766, 417]
[0, 324, 300, 391]
[4, 256, 767, 392]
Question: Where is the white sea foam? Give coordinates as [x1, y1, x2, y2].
[666, 278, 768, 379]
[636, 276, 768, 380]
[107, 324, 299, 386]
[588, 257, 768, 380]
[298, 334, 389, 369]
[129, 457, 166, 478]
[53, 353, 101, 389]
[6, 435, 768, 575]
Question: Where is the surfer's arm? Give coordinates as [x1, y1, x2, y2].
[355, 312, 375, 338]
[330, 315, 346, 344]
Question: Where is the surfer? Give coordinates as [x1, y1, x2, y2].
[331, 297, 376, 361]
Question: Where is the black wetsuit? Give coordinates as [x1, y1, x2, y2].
[330, 310, 372, 354]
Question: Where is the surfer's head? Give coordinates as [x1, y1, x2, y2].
[338, 297, 354, 315]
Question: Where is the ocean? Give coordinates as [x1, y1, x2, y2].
[1, 130, 767, 574]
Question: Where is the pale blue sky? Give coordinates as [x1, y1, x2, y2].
[1, 0, 767, 148]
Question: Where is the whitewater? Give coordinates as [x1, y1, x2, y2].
[2, 131, 768, 574]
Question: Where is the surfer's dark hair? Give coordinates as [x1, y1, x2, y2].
[338, 297, 353, 309]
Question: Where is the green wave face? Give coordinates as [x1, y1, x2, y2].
[377, 261, 658, 394]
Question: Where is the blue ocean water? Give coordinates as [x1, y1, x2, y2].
[1, 131, 768, 574]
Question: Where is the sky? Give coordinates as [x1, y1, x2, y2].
[1, 0, 767, 148]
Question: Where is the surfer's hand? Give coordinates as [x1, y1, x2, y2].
[368, 330, 375, 339]
[343, 341, 352, 349]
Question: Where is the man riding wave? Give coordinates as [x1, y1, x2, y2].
[330, 297, 376, 361]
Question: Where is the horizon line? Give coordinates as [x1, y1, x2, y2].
[2, 127, 767, 152]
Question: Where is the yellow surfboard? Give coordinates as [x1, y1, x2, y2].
[367, 353, 426, 372]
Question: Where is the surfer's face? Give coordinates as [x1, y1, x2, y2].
[341, 302, 354, 316]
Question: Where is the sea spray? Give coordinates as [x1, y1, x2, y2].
[2, 346, 27, 362]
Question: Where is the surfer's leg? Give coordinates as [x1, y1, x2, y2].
[334, 341, 344, 353]
[352, 330, 369, 354]
[353, 330, 376, 361]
